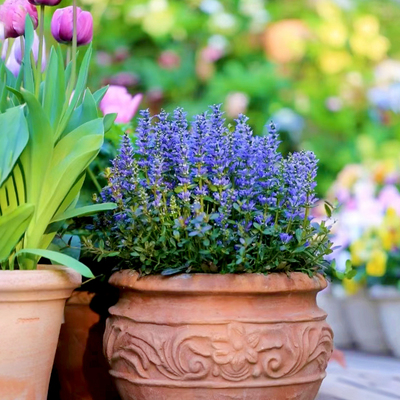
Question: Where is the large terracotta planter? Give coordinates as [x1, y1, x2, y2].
[0, 266, 81, 400]
[104, 271, 333, 400]
[53, 290, 120, 400]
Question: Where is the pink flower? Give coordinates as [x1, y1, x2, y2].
[0, 0, 38, 39]
[158, 50, 180, 70]
[28, 0, 61, 5]
[100, 86, 143, 124]
[51, 6, 93, 46]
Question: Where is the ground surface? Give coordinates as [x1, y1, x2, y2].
[317, 351, 400, 400]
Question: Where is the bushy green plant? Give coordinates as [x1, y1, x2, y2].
[84, 105, 335, 276]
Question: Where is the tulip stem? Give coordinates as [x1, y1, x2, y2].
[35, 5, 45, 98]
[19, 37, 24, 60]
[66, 0, 78, 102]
[71, 0, 78, 88]
[66, 47, 71, 65]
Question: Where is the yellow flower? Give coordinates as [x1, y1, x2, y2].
[373, 160, 397, 184]
[354, 15, 380, 38]
[366, 249, 387, 277]
[343, 278, 362, 295]
[319, 50, 351, 74]
[319, 22, 347, 48]
[350, 239, 368, 266]
[316, 0, 342, 20]
[378, 229, 394, 251]
[142, 8, 174, 37]
[367, 36, 390, 62]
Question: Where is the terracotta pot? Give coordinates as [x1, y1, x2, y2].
[104, 271, 333, 400]
[0, 266, 81, 400]
[53, 291, 120, 400]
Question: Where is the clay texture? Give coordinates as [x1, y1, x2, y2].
[104, 271, 333, 400]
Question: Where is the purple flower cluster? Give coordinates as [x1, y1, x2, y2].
[92, 105, 327, 275]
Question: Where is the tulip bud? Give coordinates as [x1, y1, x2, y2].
[28, 0, 62, 5]
[51, 6, 93, 47]
[100, 86, 143, 124]
[0, 0, 38, 39]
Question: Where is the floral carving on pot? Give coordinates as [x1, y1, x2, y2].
[211, 323, 260, 380]
[104, 318, 333, 387]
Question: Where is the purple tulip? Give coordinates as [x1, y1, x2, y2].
[51, 6, 93, 46]
[100, 86, 143, 124]
[28, 0, 62, 5]
[0, 0, 38, 39]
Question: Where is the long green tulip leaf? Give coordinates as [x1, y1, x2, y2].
[19, 88, 53, 208]
[43, 48, 65, 129]
[56, 46, 92, 139]
[15, 248, 94, 278]
[0, 106, 29, 187]
[22, 16, 35, 93]
[63, 89, 98, 135]
[26, 119, 104, 249]
[51, 203, 117, 223]
[93, 86, 108, 105]
[0, 204, 34, 262]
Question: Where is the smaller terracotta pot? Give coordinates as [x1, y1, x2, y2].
[317, 285, 354, 349]
[343, 290, 389, 354]
[54, 291, 120, 400]
[0, 266, 81, 400]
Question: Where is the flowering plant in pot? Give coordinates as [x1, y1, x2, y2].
[324, 162, 400, 356]
[0, 0, 116, 398]
[84, 105, 336, 400]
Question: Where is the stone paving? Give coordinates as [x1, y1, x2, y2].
[317, 351, 400, 400]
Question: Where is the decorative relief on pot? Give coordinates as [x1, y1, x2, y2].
[104, 318, 333, 387]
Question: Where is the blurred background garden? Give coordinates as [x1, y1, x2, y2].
[76, 0, 400, 196]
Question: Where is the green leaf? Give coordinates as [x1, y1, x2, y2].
[346, 269, 357, 279]
[104, 113, 117, 133]
[93, 86, 108, 105]
[161, 265, 187, 276]
[43, 47, 65, 129]
[345, 259, 352, 273]
[63, 89, 98, 137]
[15, 248, 94, 278]
[22, 15, 35, 93]
[0, 106, 29, 187]
[19, 88, 53, 209]
[324, 203, 332, 218]
[0, 204, 34, 262]
[56, 46, 92, 139]
[174, 186, 184, 194]
[51, 203, 117, 223]
[48, 234, 81, 261]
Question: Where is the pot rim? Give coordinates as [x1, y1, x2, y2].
[109, 270, 327, 294]
[0, 265, 81, 292]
